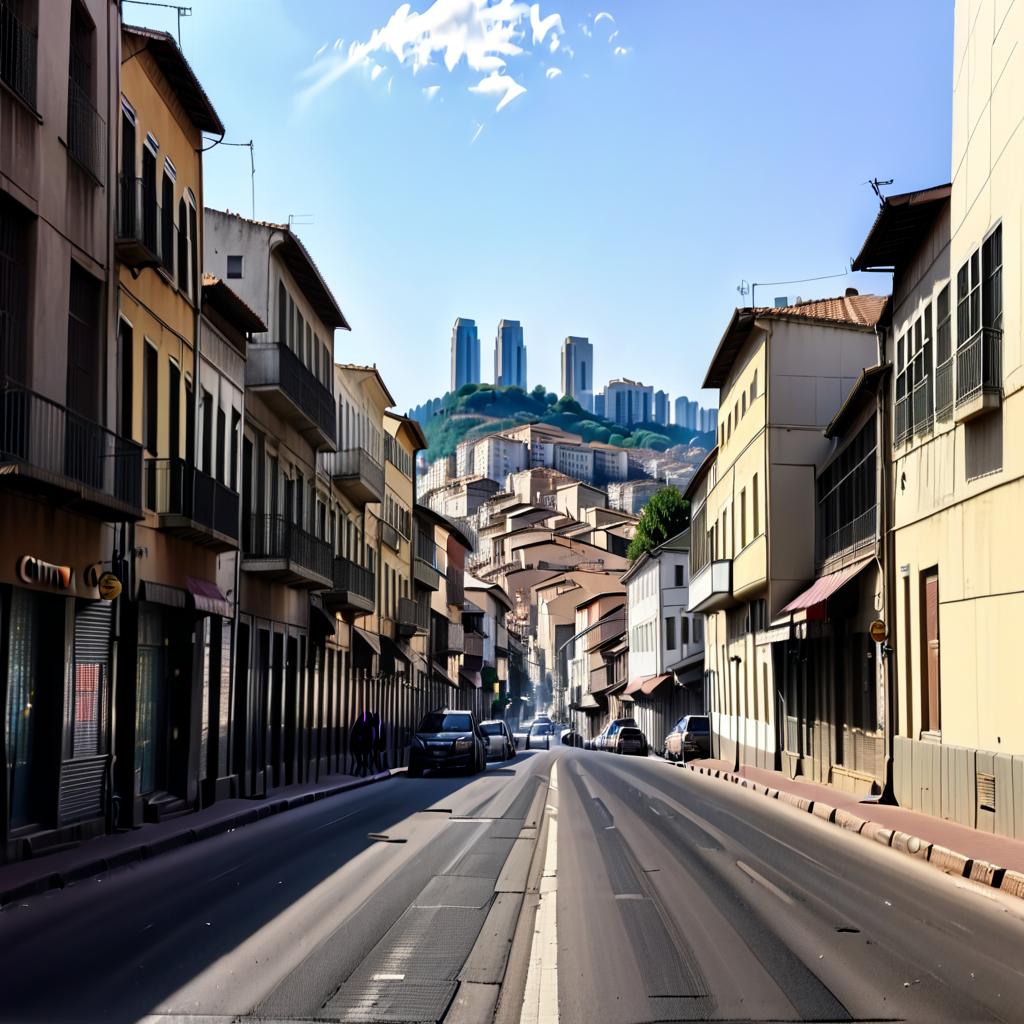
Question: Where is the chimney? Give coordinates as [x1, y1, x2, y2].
[845, 287, 859, 297]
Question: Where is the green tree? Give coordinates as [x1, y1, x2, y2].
[554, 394, 584, 415]
[531, 384, 548, 402]
[626, 487, 690, 561]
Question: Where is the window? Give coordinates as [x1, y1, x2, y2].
[674, 565, 685, 587]
[230, 409, 241, 490]
[752, 473, 760, 537]
[750, 371, 758, 402]
[188, 202, 198, 300]
[227, 255, 244, 279]
[741, 393, 747, 416]
[118, 319, 133, 439]
[160, 171, 174, 271]
[750, 598, 767, 632]
[680, 615, 689, 646]
[177, 197, 189, 293]
[693, 616, 703, 644]
[982, 225, 1003, 331]
[67, 262, 101, 421]
[68, 0, 102, 181]
[957, 250, 981, 347]
[216, 407, 226, 483]
[665, 616, 675, 650]
[277, 282, 287, 344]
[167, 360, 180, 460]
[201, 389, 213, 475]
[739, 488, 747, 548]
[144, 342, 158, 455]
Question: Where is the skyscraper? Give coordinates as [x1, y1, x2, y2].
[561, 336, 593, 412]
[604, 378, 654, 427]
[451, 318, 480, 392]
[654, 390, 670, 426]
[494, 319, 527, 389]
[675, 396, 700, 430]
[594, 393, 605, 418]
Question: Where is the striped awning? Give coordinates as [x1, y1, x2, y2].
[625, 673, 671, 696]
[780, 557, 873, 617]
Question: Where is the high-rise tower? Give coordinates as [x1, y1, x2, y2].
[494, 319, 527, 389]
[560, 336, 593, 412]
[451, 318, 481, 392]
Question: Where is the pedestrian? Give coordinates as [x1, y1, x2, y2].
[375, 714, 389, 773]
[350, 712, 371, 778]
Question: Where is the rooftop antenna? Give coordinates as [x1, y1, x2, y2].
[218, 140, 255, 218]
[738, 270, 849, 308]
[736, 279, 749, 304]
[288, 214, 314, 230]
[122, 1, 192, 46]
[867, 177, 894, 205]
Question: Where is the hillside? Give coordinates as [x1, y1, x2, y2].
[408, 384, 714, 464]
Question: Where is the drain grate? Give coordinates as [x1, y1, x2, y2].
[324, 978, 457, 1023]
[413, 875, 495, 910]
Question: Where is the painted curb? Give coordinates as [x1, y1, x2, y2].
[680, 762, 1024, 904]
[0, 769, 399, 908]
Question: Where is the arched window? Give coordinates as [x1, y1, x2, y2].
[177, 197, 188, 291]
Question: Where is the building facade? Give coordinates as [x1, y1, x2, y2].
[451, 317, 480, 392]
[561, 336, 593, 413]
[494, 319, 526, 390]
[604, 378, 654, 427]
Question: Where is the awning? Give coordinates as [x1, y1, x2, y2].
[138, 580, 187, 608]
[185, 576, 232, 617]
[570, 692, 601, 712]
[604, 678, 628, 698]
[459, 667, 482, 689]
[398, 641, 427, 672]
[309, 601, 336, 645]
[379, 634, 408, 675]
[779, 557, 873, 618]
[433, 660, 459, 688]
[626, 673, 671, 696]
[353, 627, 381, 655]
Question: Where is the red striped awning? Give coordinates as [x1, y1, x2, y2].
[625, 673, 671, 696]
[780, 558, 873, 616]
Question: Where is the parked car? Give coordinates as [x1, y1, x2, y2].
[561, 728, 584, 747]
[408, 709, 487, 777]
[526, 721, 554, 750]
[663, 714, 711, 762]
[615, 726, 648, 756]
[480, 719, 516, 761]
[596, 717, 638, 752]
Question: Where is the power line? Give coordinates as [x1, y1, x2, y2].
[121, 1, 191, 46]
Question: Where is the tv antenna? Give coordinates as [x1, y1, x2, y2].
[288, 214, 314, 230]
[122, 1, 191, 46]
[866, 177, 894, 204]
[736, 271, 849, 308]
[736, 279, 749, 302]
[218, 140, 255, 218]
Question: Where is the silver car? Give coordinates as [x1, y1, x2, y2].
[480, 719, 516, 761]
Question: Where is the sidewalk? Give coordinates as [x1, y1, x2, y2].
[682, 757, 1024, 899]
[0, 768, 400, 908]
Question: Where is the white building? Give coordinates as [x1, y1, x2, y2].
[473, 436, 528, 482]
[604, 378, 655, 427]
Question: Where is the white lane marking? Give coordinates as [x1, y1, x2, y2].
[614, 893, 644, 901]
[521, 763, 559, 1024]
[310, 810, 360, 833]
[648, 806, 661, 816]
[372, 973, 405, 981]
[207, 863, 242, 883]
[736, 860, 794, 905]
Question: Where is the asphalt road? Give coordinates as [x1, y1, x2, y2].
[3, 746, 1024, 1023]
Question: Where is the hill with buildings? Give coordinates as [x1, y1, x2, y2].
[409, 383, 713, 464]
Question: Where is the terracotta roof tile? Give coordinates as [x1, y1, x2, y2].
[748, 293, 888, 328]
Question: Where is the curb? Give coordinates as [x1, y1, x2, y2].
[0, 769, 400, 908]
[678, 762, 1024, 904]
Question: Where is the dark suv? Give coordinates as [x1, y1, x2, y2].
[408, 709, 487, 777]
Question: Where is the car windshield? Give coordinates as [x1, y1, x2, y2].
[620, 729, 642, 739]
[481, 723, 502, 735]
[419, 712, 472, 732]
[686, 719, 710, 734]
[529, 723, 551, 734]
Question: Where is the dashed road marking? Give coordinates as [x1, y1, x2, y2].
[736, 860, 794, 905]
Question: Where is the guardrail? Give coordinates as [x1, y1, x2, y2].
[67, 77, 105, 182]
[1, 1, 37, 108]
[245, 513, 332, 579]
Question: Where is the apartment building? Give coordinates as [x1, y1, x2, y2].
[0, 0, 128, 857]
[603, 378, 654, 427]
[689, 294, 885, 772]
[567, 593, 626, 736]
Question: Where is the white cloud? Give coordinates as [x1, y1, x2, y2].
[594, 11, 614, 25]
[580, 22, 592, 37]
[302, 0, 561, 111]
[529, 4, 563, 45]
[545, 67, 562, 79]
[471, 121, 485, 144]
[613, 45, 630, 56]
[314, 43, 328, 59]
[387, 76, 394, 93]
[371, 63, 385, 80]
[608, 29, 619, 42]
[549, 34, 559, 53]
[561, 42, 575, 58]
[423, 84, 441, 99]
[469, 70, 527, 112]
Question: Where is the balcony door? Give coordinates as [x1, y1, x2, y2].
[0, 194, 30, 385]
[921, 571, 941, 734]
[66, 263, 102, 489]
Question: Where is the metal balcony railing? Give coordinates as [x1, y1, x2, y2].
[894, 394, 911, 447]
[398, 596, 430, 635]
[446, 568, 464, 607]
[246, 343, 336, 445]
[433, 621, 464, 655]
[463, 631, 484, 659]
[956, 327, 1002, 407]
[1, 1, 37, 109]
[245, 513, 332, 579]
[67, 77, 105, 183]
[380, 520, 400, 551]
[323, 447, 384, 501]
[935, 357, 954, 422]
[818, 504, 876, 565]
[116, 175, 159, 261]
[912, 374, 933, 437]
[415, 529, 441, 570]
[147, 457, 239, 541]
[0, 381, 143, 515]
[331, 555, 376, 604]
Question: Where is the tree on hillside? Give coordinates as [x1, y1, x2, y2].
[627, 487, 690, 561]
[554, 395, 584, 415]
[531, 384, 548, 402]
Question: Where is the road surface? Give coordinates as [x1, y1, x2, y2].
[1, 747, 1023, 1023]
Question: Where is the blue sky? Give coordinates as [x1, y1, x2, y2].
[130, 0, 954, 413]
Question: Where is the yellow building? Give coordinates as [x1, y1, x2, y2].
[115, 25, 235, 823]
[689, 296, 885, 774]
[852, 0, 1024, 836]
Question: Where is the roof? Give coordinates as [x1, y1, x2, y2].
[851, 184, 952, 273]
[385, 411, 428, 451]
[204, 209, 350, 331]
[414, 503, 475, 552]
[575, 592, 626, 610]
[123, 26, 224, 135]
[201, 275, 266, 333]
[703, 294, 888, 389]
[681, 446, 718, 503]
[336, 364, 396, 409]
[464, 575, 514, 611]
[824, 364, 891, 440]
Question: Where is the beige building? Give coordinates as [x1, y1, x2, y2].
[850, 0, 1024, 836]
[689, 295, 886, 772]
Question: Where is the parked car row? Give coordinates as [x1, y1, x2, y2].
[408, 709, 518, 778]
[661, 715, 711, 762]
[584, 717, 649, 756]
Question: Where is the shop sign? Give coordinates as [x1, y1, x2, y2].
[869, 618, 888, 644]
[17, 556, 74, 590]
[97, 572, 123, 601]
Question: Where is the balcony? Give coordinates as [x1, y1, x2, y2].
[66, 77, 105, 183]
[322, 555, 375, 616]
[464, 631, 485, 660]
[325, 447, 383, 506]
[148, 458, 239, 552]
[380, 520, 400, 551]
[446, 568, 464, 607]
[1, 2, 37, 110]
[246, 343, 336, 450]
[0, 382, 143, 520]
[935, 357, 954, 423]
[688, 559, 734, 613]
[955, 327, 1002, 423]
[912, 375, 933, 438]
[397, 596, 430, 637]
[818, 505, 877, 571]
[116, 175, 167, 271]
[413, 529, 442, 590]
[894, 394, 911, 447]
[242, 513, 332, 588]
[433, 621, 465, 656]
